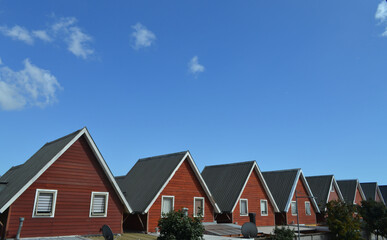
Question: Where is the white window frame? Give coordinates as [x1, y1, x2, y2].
[330, 184, 335, 192]
[240, 199, 248, 216]
[291, 201, 297, 216]
[305, 201, 311, 216]
[32, 189, 58, 218]
[89, 192, 109, 217]
[193, 197, 205, 217]
[260, 199, 268, 216]
[161, 196, 175, 217]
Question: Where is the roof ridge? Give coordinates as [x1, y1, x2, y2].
[263, 168, 301, 173]
[45, 128, 83, 146]
[203, 161, 255, 169]
[138, 151, 188, 161]
[306, 175, 333, 178]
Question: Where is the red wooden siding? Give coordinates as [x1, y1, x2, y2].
[354, 186, 364, 205]
[328, 185, 340, 202]
[233, 170, 275, 226]
[375, 191, 382, 203]
[147, 159, 214, 232]
[6, 136, 124, 238]
[286, 178, 316, 225]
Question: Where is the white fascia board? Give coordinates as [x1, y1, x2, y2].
[284, 170, 301, 213]
[376, 185, 386, 205]
[83, 128, 133, 213]
[0, 129, 85, 213]
[254, 162, 280, 213]
[332, 176, 345, 202]
[230, 164, 254, 213]
[299, 171, 320, 213]
[357, 180, 367, 201]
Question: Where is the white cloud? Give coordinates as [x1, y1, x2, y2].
[131, 23, 156, 49]
[32, 30, 52, 42]
[0, 58, 62, 110]
[0, 25, 34, 44]
[188, 56, 205, 75]
[376, 1, 387, 22]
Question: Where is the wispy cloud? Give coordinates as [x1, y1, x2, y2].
[0, 25, 34, 45]
[376, 1, 387, 36]
[0, 58, 62, 111]
[0, 17, 94, 59]
[131, 23, 156, 49]
[188, 56, 205, 75]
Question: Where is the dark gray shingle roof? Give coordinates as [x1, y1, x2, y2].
[306, 175, 333, 211]
[117, 151, 187, 213]
[201, 161, 255, 213]
[337, 180, 358, 204]
[0, 129, 82, 213]
[360, 182, 377, 201]
[262, 169, 299, 212]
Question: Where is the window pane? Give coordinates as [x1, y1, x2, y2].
[162, 197, 173, 214]
[261, 200, 268, 215]
[37, 193, 53, 213]
[240, 200, 247, 215]
[195, 199, 204, 216]
[305, 202, 311, 215]
[93, 195, 106, 214]
[291, 202, 297, 215]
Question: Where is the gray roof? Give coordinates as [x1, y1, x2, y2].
[306, 175, 334, 211]
[117, 151, 188, 213]
[262, 169, 299, 212]
[337, 180, 363, 204]
[201, 161, 255, 212]
[380, 186, 387, 203]
[0, 129, 81, 213]
[360, 182, 377, 201]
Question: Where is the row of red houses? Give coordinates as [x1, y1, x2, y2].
[0, 128, 385, 239]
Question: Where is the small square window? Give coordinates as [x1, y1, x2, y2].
[90, 192, 109, 217]
[331, 184, 335, 192]
[260, 200, 268, 216]
[305, 201, 311, 216]
[194, 197, 204, 217]
[240, 199, 248, 216]
[291, 201, 297, 215]
[33, 189, 57, 217]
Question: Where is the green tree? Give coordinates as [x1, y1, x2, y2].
[326, 200, 362, 240]
[157, 209, 204, 240]
[271, 226, 295, 240]
[359, 199, 387, 239]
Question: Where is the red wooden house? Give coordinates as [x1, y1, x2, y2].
[337, 179, 366, 206]
[262, 169, 320, 225]
[201, 161, 279, 226]
[0, 128, 131, 239]
[306, 175, 345, 224]
[360, 182, 386, 205]
[116, 151, 220, 233]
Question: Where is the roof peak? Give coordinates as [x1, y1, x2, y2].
[203, 161, 255, 169]
[45, 128, 84, 146]
[263, 168, 301, 173]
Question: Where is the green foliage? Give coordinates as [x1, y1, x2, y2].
[326, 200, 362, 240]
[157, 209, 204, 240]
[271, 226, 295, 240]
[359, 199, 387, 239]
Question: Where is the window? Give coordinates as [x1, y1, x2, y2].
[260, 200, 268, 216]
[194, 197, 204, 217]
[240, 199, 248, 216]
[33, 189, 57, 217]
[330, 184, 335, 192]
[305, 201, 311, 215]
[90, 192, 109, 217]
[161, 196, 174, 216]
[291, 201, 297, 215]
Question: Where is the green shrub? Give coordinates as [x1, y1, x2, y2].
[271, 226, 295, 240]
[157, 209, 204, 240]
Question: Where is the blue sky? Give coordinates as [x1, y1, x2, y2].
[1, 0, 387, 184]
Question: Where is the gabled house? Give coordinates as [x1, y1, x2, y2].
[379, 186, 387, 204]
[360, 182, 386, 205]
[0, 128, 131, 240]
[306, 175, 344, 224]
[337, 179, 366, 205]
[201, 161, 279, 226]
[262, 169, 320, 225]
[116, 151, 220, 233]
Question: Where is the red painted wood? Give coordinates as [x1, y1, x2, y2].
[354, 186, 364, 205]
[375, 191, 382, 203]
[286, 178, 317, 225]
[6, 136, 124, 238]
[328, 185, 340, 202]
[147, 159, 215, 232]
[233, 170, 275, 226]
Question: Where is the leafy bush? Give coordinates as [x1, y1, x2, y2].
[359, 199, 387, 239]
[157, 209, 204, 240]
[326, 200, 362, 240]
[271, 226, 295, 240]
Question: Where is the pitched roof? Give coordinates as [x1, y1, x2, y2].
[0, 128, 132, 214]
[262, 169, 320, 213]
[306, 175, 344, 211]
[337, 179, 365, 204]
[360, 182, 386, 205]
[117, 151, 220, 214]
[201, 161, 279, 213]
[379, 186, 387, 204]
